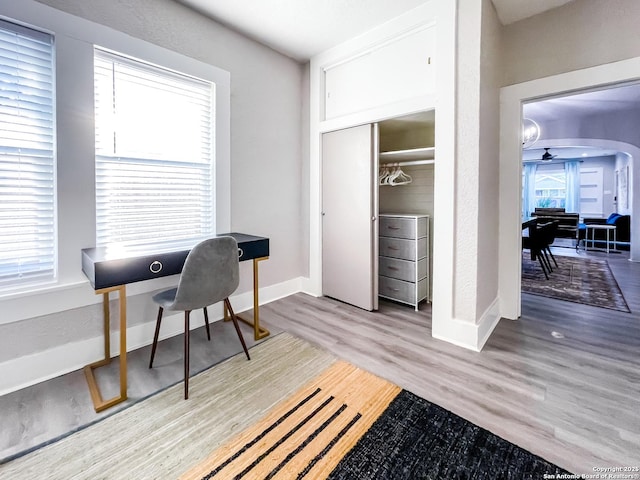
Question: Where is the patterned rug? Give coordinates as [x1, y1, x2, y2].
[522, 253, 630, 312]
[182, 361, 568, 480]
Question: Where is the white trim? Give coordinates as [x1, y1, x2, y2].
[431, 297, 500, 352]
[323, 22, 436, 72]
[319, 96, 436, 134]
[476, 297, 502, 351]
[0, 277, 303, 396]
[430, 0, 457, 341]
[499, 56, 640, 320]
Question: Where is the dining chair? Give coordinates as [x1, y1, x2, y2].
[538, 221, 559, 269]
[148, 236, 250, 399]
[522, 223, 551, 280]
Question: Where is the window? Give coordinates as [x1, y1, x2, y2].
[0, 20, 55, 290]
[94, 48, 215, 252]
[534, 171, 566, 209]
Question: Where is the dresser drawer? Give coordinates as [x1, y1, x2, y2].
[379, 276, 428, 305]
[379, 257, 427, 282]
[379, 216, 428, 239]
[379, 216, 416, 239]
[379, 236, 427, 261]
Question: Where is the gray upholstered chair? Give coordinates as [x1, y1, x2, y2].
[148, 236, 250, 399]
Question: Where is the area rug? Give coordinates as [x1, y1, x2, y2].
[0, 333, 336, 480]
[522, 253, 630, 312]
[182, 361, 569, 480]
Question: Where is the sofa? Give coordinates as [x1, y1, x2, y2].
[530, 208, 580, 239]
[577, 213, 631, 250]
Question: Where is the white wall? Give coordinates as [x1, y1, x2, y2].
[535, 158, 617, 217]
[616, 152, 633, 216]
[431, 0, 502, 350]
[0, 0, 306, 394]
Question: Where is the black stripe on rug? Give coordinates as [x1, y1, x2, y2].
[297, 412, 363, 480]
[327, 390, 570, 480]
[201, 387, 326, 480]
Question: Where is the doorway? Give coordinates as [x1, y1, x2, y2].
[499, 59, 640, 320]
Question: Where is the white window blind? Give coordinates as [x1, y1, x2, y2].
[0, 20, 55, 289]
[94, 48, 215, 252]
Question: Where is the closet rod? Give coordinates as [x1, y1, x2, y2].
[380, 159, 435, 167]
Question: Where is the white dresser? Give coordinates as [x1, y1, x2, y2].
[378, 214, 430, 310]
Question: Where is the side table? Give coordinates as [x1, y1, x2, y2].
[586, 224, 617, 253]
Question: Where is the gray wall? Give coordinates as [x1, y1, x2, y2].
[475, 0, 502, 319]
[0, 1, 305, 376]
[502, 0, 640, 86]
[537, 109, 640, 218]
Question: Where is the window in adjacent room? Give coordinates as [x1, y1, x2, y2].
[534, 169, 566, 209]
[94, 48, 215, 252]
[0, 20, 56, 291]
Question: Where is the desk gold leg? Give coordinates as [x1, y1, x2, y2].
[224, 256, 270, 340]
[83, 285, 128, 412]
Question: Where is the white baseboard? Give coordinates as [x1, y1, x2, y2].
[0, 277, 304, 396]
[432, 297, 501, 352]
[476, 297, 502, 351]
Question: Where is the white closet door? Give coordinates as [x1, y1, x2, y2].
[322, 124, 378, 311]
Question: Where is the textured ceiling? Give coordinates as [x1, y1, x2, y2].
[175, 0, 574, 61]
[175, 0, 429, 61]
[524, 83, 640, 123]
[173, 1, 638, 160]
[523, 83, 640, 161]
[490, 0, 575, 25]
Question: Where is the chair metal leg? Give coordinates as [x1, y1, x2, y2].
[536, 255, 549, 280]
[149, 307, 164, 368]
[539, 248, 553, 273]
[184, 310, 190, 400]
[203, 307, 211, 341]
[224, 298, 250, 361]
[546, 246, 558, 268]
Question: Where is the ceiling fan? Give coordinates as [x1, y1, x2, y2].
[540, 148, 558, 161]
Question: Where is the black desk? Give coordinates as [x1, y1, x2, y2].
[80, 233, 269, 412]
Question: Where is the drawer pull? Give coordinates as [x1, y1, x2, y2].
[387, 226, 401, 230]
[387, 246, 399, 251]
[387, 287, 400, 292]
[149, 260, 163, 274]
[387, 266, 399, 271]
[238, 247, 244, 258]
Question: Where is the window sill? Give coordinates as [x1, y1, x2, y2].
[0, 274, 179, 326]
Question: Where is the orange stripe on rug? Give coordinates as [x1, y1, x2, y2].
[180, 360, 401, 480]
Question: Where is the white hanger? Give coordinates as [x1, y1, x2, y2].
[379, 163, 413, 186]
[388, 164, 412, 186]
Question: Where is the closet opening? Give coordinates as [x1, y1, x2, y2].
[320, 110, 435, 312]
[377, 110, 435, 311]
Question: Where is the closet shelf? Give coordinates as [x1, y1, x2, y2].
[379, 146, 435, 163]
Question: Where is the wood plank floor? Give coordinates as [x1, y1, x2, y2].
[1, 246, 638, 475]
[0, 317, 274, 463]
[260, 247, 640, 475]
